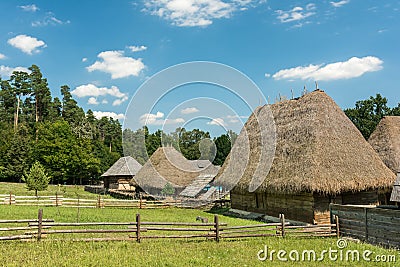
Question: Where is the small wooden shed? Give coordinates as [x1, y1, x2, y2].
[101, 156, 142, 190]
[215, 90, 396, 224]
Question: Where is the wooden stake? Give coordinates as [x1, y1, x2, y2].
[335, 215, 340, 238]
[37, 209, 43, 241]
[214, 215, 220, 242]
[136, 213, 141, 243]
[280, 214, 285, 238]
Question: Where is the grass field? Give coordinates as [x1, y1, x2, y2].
[0, 205, 398, 267]
[0, 182, 109, 199]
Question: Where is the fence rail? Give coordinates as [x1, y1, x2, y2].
[330, 204, 400, 248]
[0, 209, 339, 242]
[0, 194, 179, 208]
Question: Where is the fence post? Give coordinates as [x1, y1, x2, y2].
[97, 195, 101, 208]
[136, 213, 141, 243]
[364, 207, 368, 242]
[139, 193, 142, 209]
[280, 214, 285, 237]
[55, 191, 59, 207]
[37, 209, 43, 241]
[214, 215, 220, 242]
[335, 215, 340, 238]
[9, 191, 12, 205]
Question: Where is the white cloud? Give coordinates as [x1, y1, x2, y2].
[87, 97, 99, 105]
[19, 4, 39, 12]
[276, 4, 316, 23]
[112, 96, 129, 106]
[264, 73, 271, 78]
[82, 58, 88, 62]
[93, 111, 125, 120]
[330, 0, 350, 8]
[139, 111, 185, 125]
[102, 99, 108, 104]
[207, 118, 226, 126]
[143, 0, 257, 27]
[0, 53, 6, 60]
[0, 65, 30, 78]
[87, 50, 145, 79]
[32, 13, 70, 27]
[181, 107, 199, 114]
[72, 83, 128, 106]
[7, 35, 46, 55]
[72, 83, 126, 98]
[226, 115, 247, 123]
[128, 45, 147, 52]
[272, 56, 383, 81]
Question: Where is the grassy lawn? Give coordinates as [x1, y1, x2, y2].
[0, 205, 398, 267]
[0, 182, 109, 199]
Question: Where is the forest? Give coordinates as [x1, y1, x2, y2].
[0, 65, 236, 185]
[1, 65, 399, 185]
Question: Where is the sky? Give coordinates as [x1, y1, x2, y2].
[0, 0, 399, 136]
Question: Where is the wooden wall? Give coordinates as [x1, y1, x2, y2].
[231, 189, 380, 225]
[330, 204, 400, 248]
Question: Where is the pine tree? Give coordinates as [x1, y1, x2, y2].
[23, 161, 50, 196]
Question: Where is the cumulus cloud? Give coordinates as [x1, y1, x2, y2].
[112, 96, 129, 106]
[272, 56, 383, 81]
[143, 0, 257, 27]
[0, 53, 6, 60]
[128, 45, 147, 52]
[19, 4, 39, 12]
[72, 83, 128, 106]
[139, 111, 185, 125]
[93, 111, 125, 120]
[207, 118, 226, 126]
[181, 107, 199, 114]
[0, 65, 30, 78]
[72, 83, 126, 98]
[87, 97, 99, 105]
[8, 34, 46, 55]
[87, 50, 145, 79]
[82, 58, 88, 62]
[276, 4, 316, 23]
[330, 0, 350, 8]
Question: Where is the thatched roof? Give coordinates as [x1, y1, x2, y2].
[215, 90, 395, 195]
[101, 156, 142, 177]
[390, 172, 400, 202]
[368, 116, 400, 173]
[133, 147, 220, 195]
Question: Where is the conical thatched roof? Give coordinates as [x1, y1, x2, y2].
[133, 147, 219, 195]
[368, 116, 400, 173]
[101, 156, 142, 177]
[215, 90, 395, 195]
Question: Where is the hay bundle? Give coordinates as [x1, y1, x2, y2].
[216, 90, 395, 195]
[368, 116, 400, 173]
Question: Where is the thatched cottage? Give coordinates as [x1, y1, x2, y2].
[133, 146, 220, 198]
[101, 156, 142, 191]
[215, 90, 395, 224]
[368, 116, 400, 203]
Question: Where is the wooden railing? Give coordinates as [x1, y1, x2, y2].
[1, 210, 339, 242]
[0, 194, 180, 208]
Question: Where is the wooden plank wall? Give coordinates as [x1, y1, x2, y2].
[230, 190, 314, 223]
[330, 204, 400, 248]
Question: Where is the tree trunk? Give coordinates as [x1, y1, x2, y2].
[14, 95, 20, 132]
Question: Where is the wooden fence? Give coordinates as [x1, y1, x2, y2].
[330, 204, 400, 248]
[0, 194, 179, 209]
[1, 210, 339, 242]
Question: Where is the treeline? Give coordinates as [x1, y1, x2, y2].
[0, 65, 122, 184]
[123, 127, 237, 166]
[344, 94, 400, 139]
[0, 65, 237, 185]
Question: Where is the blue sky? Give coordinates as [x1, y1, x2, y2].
[0, 0, 399, 136]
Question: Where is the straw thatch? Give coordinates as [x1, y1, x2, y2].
[368, 116, 400, 174]
[390, 172, 400, 202]
[133, 147, 219, 196]
[101, 156, 142, 177]
[215, 90, 395, 195]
